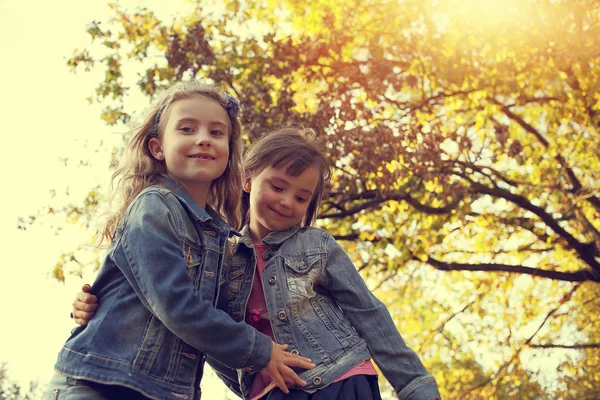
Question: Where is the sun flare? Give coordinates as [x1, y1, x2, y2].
[437, 0, 531, 32]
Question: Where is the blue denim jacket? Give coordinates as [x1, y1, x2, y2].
[212, 225, 440, 400]
[53, 178, 272, 400]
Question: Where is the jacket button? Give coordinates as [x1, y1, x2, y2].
[268, 276, 277, 284]
[312, 376, 322, 385]
[290, 349, 299, 355]
[278, 311, 287, 321]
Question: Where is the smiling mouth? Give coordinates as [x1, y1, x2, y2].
[188, 154, 215, 160]
[270, 207, 291, 218]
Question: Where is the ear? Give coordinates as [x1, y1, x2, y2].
[243, 170, 252, 193]
[148, 138, 164, 160]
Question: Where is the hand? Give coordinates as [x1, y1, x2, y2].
[72, 284, 98, 326]
[264, 343, 315, 393]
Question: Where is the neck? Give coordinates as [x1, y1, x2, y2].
[248, 219, 267, 243]
[175, 179, 211, 208]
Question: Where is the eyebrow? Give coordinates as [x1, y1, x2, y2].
[176, 117, 229, 129]
[271, 177, 314, 195]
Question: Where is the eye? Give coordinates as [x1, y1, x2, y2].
[211, 129, 226, 136]
[296, 197, 308, 203]
[271, 184, 283, 192]
[179, 126, 194, 133]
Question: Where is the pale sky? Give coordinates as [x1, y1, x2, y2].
[0, 0, 234, 397]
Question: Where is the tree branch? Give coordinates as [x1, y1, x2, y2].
[320, 191, 462, 219]
[462, 283, 581, 397]
[529, 343, 600, 350]
[333, 233, 385, 243]
[469, 181, 600, 274]
[496, 99, 600, 215]
[423, 256, 599, 282]
[524, 283, 582, 346]
[454, 160, 521, 188]
[420, 293, 485, 350]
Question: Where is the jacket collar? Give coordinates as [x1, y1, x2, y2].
[238, 224, 300, 248]
[158, 177, 238, 235]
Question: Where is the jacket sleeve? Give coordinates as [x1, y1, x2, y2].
[112, 191, 272, 371]
[322, 233, 441, 400]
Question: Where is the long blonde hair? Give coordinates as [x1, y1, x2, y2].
[101, 81, 243, 244]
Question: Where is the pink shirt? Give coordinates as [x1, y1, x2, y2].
[247, 244, 377, 400]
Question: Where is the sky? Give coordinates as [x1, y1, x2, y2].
[0, 0, 234, 397]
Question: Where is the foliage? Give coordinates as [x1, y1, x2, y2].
[0, 363, 43, 400]
[21, 0, 600, 397]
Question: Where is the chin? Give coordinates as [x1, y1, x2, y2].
[274, 224, 296, 232]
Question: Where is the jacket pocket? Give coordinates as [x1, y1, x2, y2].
[284, 253, 322, 274]
[166, 340, 201, 386]
[134, 314, 168, 374]
[284, 254, 323, 299]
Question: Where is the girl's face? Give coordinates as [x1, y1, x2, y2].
[149, 95, 230, 202]
[246, 164, 320, 242]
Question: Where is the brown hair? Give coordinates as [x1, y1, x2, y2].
[100, 81, 243, 244]
[242, 126, 331, 228]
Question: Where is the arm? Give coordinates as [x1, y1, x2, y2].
[323, 234, 441, 400]
[114, 192, 268, 369]
[72, 288, 310, 392]
[73, 193, 314, 393]
[111, 192, 312, 391]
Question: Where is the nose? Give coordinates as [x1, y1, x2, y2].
[279, 193, 293, 209]
[194, 128, 212, 146]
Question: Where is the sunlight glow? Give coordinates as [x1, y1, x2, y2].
[436, 0, 529, 33]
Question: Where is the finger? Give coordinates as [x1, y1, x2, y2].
[284, 353, 313, 363]
[76, 302, 98, 313]
[81, 294, 98, 304]
[81, 284, 92, 292]
[271, 371, 289, 394]
[73, 298, 97, 313]
[276, 343, 289, 351]
[73, 312, 93, 326]
[282, 356, 315, 370]
[280, 366, 307, 387]
[73, 310, 95, 321]
[77, 292, 98, 304]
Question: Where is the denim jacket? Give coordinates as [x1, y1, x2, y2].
[211, 225, 440, 400]
[53, 178, 272, 400]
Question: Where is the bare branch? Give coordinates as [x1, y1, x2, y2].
[420, 293, 485, 350]
[320, 191, 462, 219]
[469, 181, 600, 274]
[524, 284, 582, 346]
[423, 256, 599, 283]
[529, 343, 600, 350]
[333, 233, 385, 243]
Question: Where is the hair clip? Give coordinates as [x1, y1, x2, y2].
[151, 100, 169, 137]
[225, 94, 241, 119]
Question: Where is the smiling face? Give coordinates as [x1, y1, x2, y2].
[148, 95, 230, 205]
[246, 164, 321, 242]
